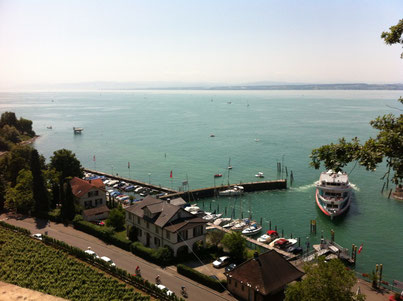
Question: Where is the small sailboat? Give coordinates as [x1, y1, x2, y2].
[210, 134, 215, 137]
[255, 172, 264, 178]
[214, 173, 223, 178]
[227, 157, 232, 170]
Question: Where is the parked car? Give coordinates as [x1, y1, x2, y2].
[84, 248, 99, 259]
[100, 256, 116, 267]
[32, 233, 43, 240]
[156, 284, 173, 296]
[213, 256, 230, 268]
[225, 263, 237, 272]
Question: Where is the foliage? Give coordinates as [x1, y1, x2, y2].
[177, 264, 226, 292]
[0, 136, 12, 151]
[207, 229, 225, 246]
[0, 225, 149, 301]
[0, 112, 35, 146]
[381, 19, 403, 58]
[0, 145, 32, 186]
[49, 149, 84, 182]
[73, 220, 132, 250]
[106, 207, 126, 230]
[130, 242, 174, 266]
[5, 169, 34, 213]
[61, 179, 76, 220]
[31, 149, 50, 213]
[310, 21, 403, 185]
[284, 258, 365, 301]
[221, 231, 247, 261]
[0, 125, 20, 143]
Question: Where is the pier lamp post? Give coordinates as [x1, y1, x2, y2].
[148, 173, 151, 184]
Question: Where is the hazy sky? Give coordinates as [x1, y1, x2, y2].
[0, 0, 402, 88]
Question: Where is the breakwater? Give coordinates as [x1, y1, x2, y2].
[161, 180, 287, 201]
[84, 168, 177, 194]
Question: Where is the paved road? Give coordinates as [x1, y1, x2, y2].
[0, 214, 236, 301]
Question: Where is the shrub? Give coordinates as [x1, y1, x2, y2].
[130, 243, 174, 266]
[73, 220, 131, 250]
[177, 264, 226, 292]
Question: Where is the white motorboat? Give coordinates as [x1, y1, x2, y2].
[257, 234, 271, 243]
[242, 223, 262, 236]
[315, 170, 352, 218]
[255, 172, 264, 178]
[213, 217, 232, 226]
[219, 185, 244, 196]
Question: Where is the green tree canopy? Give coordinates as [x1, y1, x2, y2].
[0, 112, 18, 128]
[221, 231, 247, 261]
[31, 149, 50, 213]
[0, 145, 32, 186]
[310, 20, 403, 185]
[60, 179, 76, 221]
[50, 149, 84, 182]
[106, 208, 125, 231]
[285, 258, 365, 301]
[5, 169, 34, 213]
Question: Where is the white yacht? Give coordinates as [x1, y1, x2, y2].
[315, 170, 352, 218]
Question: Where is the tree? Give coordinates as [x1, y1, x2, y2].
[207, 230, 225, 246]
[310, 20, 403, 186]
[285, 258, 365, 301]
[0, 136, 11, 151]
[106, 208, 125, 230]
[221, 231, 247, 261]
[0, 112, 18, 128]
[0, 145, 32, 186]
[60, 179, 76, 221]
[17, 117, 35, 137]
[50, 149, 84, 182]
[31, 149, 50, 213]
[4, 169, 34, 213]
[1, 125, 21, 143]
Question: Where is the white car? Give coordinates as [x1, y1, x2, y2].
[84, 249, 99, 259]
[100, 256, 116, 267]
[212, 256, 230, 268]
[156, 284, 173, 296]
[32, 233, 43, 240]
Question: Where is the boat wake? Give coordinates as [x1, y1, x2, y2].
[291, 182, 316, 192]
[350, 183, 360, 191]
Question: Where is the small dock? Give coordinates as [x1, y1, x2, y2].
[161, 179, 287, 201]
[84, 169, 177, 194]
[73, 127, 84, 134]
[207, 223, 298, 260]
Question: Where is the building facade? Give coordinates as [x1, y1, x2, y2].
[125, 196, 207, 256]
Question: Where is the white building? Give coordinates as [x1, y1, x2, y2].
[125, 196, 207, 256]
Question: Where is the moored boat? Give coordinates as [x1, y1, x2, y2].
[214, 173, 223, 178]
[315, 170, 352, 218]
[242, 223, 262, 236]
[255, 172, 264, 178]
[219, 185, 244, 196]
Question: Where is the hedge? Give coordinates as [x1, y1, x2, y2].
[73, 220, 132, 250]
[130, 242, 174, 266]
[177, 264, 227, 292]
[0, 220, 31, 235]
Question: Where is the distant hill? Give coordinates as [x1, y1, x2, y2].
[165, 83, 403, 90]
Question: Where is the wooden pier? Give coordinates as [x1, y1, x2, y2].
[161, 179, 287, 201]
[207, 223, 298, 261]
[84, 169, 177, 194]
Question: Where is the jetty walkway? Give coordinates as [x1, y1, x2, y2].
[84, 169, 177, 194]
[84, 169, 287, 201]
[161, 179, 287, 202]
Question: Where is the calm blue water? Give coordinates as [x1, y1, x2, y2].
[1, 90, 402, 282]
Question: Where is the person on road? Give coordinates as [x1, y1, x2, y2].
[155, 275, 160, 284]
[135, 266, 141, 276]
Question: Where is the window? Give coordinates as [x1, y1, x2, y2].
[136, 228, 142, 237]
[84, 200, 92, 208]
[95, 198, 103, 206]
[88, 191, 99, 197]
[155, 225, 159, 234]
[177, 230, 188, 242]
[154, 237, 160, 247]
[241, 284, 244, 291]
[193, 225, 203, 237]
[146, 222, 149, 229]
[166, 231, 170, 239]
[137, 216, 140, 224]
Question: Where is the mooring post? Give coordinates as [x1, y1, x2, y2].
[379, 264, 383, 284]
[275, 225, 277, 231]
[260, 217, 262, 225]
[269, 220, 271, 229]
[217, 204, 219, 213]
[281, 229, 284, 237]
[388, 189, 392, 199]
[298, 237, 300, 247]
[225, 207, 227, 215]
[331, 229, 335, 242]
[381, 182, 386, 193]
[290, 233, 293, 239]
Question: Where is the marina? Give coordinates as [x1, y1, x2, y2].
[6, 90, 402, 283]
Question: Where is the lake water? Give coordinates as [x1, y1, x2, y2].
[1, 90, 402, 282]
